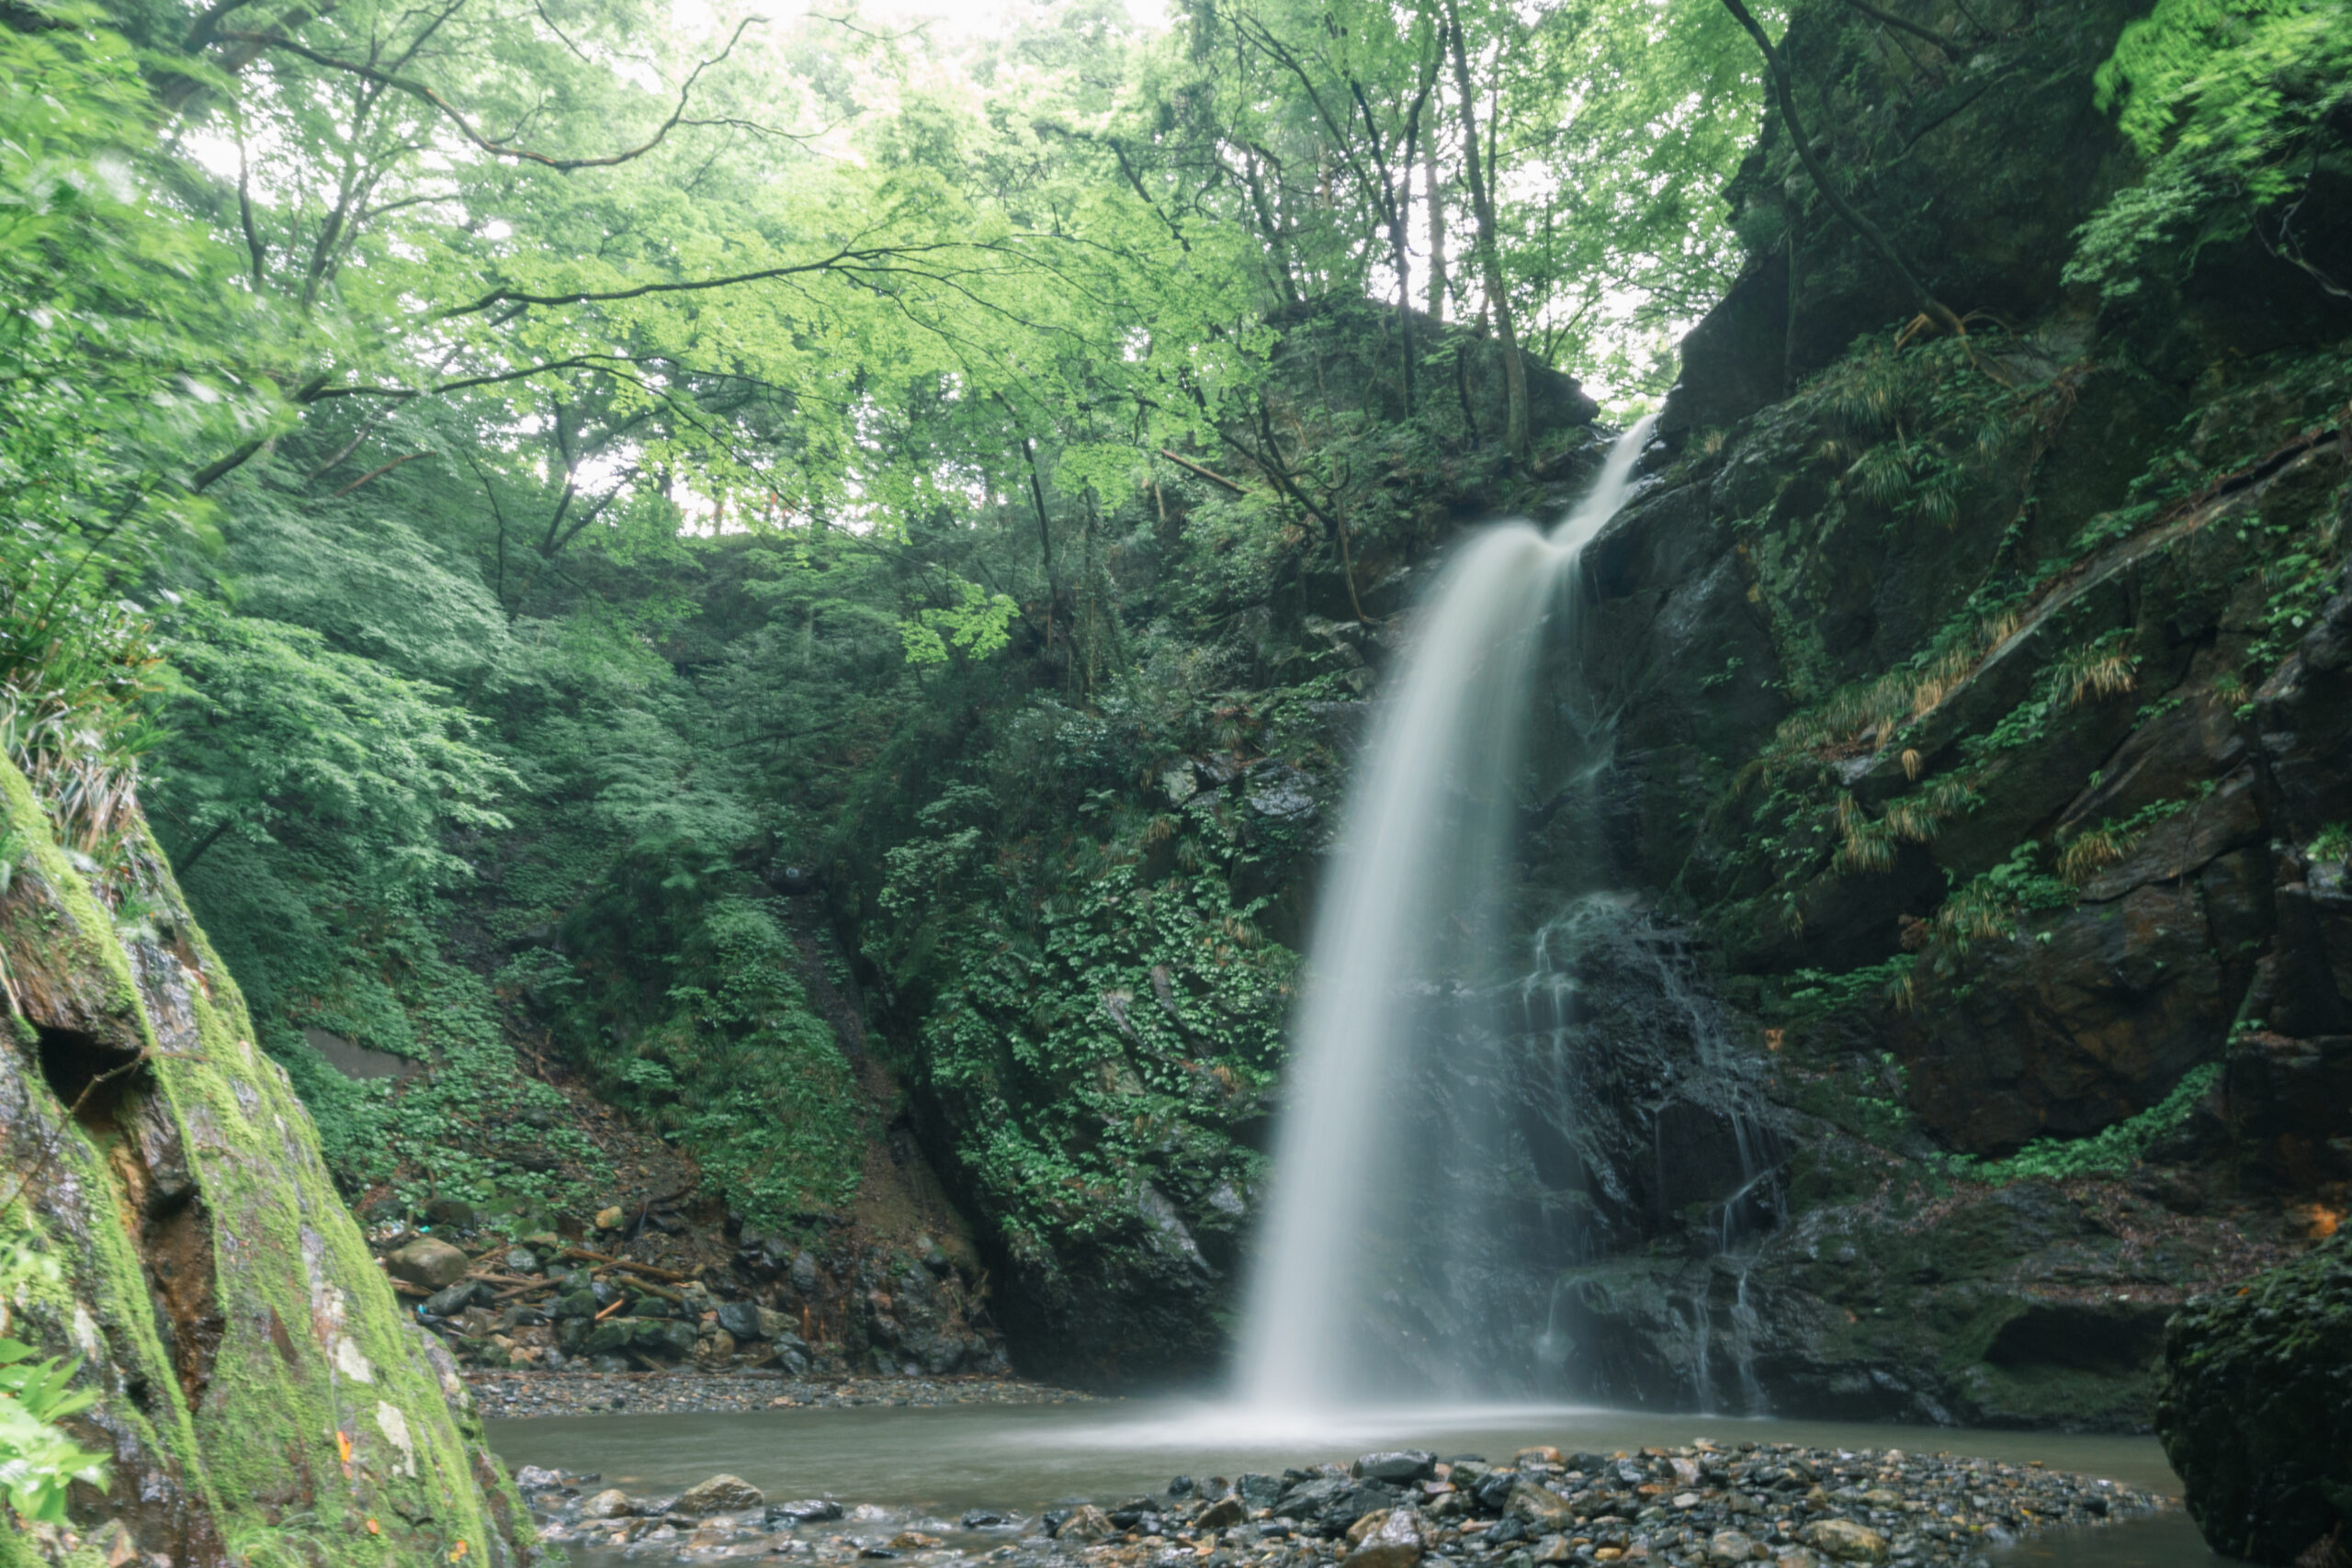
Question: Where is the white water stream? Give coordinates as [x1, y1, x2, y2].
[1236, 415, 1659, 1412]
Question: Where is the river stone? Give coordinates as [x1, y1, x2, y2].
[589, 1319, 643, 1353]
[676, 1474, 764, 1515]
[386, 1237, 469, 1291]
[1706, 1529, 1754, 1564]
[1237, 1473, 1284, 1510]
[1513, 1448, 1564, 1468]
[582, 1489, 635, 1519]
[422, 1281, 478, 1317]
[1342, 1508, 1425, 1568]
[767, 1500, 844, 1525]
[1529, 1537, 1572, 1564]
[513, 1465, 560, 1492]
[1800, 1519, 1889, 1562]
[504, 1247, 540, 1275]
[1196, 1497, 1247, 1530]
[626, 1318, 695, 1358]
[1057, 1506, 1114, 1543]
[423, 1197, 477, 1229]
[1505, 1482, 1574, 1532]
[1355, 1451, 1439, 1484]
[716, 1301, 763, 1339]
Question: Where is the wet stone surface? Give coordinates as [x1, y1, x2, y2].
[515, 1440, 2167, 1566]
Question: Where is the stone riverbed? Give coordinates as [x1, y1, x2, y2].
[517, 1440, 2167, 1567]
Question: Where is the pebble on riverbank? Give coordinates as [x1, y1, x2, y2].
[514, 1439, 2167, 1566]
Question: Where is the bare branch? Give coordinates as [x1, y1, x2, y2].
[330, 450, 434, 496]
[216, 16, 760, 171]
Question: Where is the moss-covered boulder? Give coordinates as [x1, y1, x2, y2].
[2156, 1234, 2352, 1563]
[0, 757, 531, 1565]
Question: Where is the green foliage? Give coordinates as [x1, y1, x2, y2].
[0, 6, 257, 851]
[0, 1248, 107, 1527]
[901, 579, 1021, 667]
[1777, 953, 1917, 1019]
[147, 602, 514, 892]
[1928, 840, 2077, 957]
[1942, 1064, 2224, 1183]
[2069, 0, 2352, 299]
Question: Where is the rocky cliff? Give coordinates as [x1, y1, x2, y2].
[0, 758, 530, 1565]
[1543, 0, 2352, 1427]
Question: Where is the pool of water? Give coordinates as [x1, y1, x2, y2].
[486, 1399, 2239, 1565]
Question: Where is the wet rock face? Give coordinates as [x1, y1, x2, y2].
[2157, 1234, 2352, 1563]
[0, 759, 526, 1564]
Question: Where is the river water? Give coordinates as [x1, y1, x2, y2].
[487, 1400, 2236, 1566]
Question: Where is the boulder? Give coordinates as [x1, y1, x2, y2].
[1237, 1473, 1284, 1510]
[582, 1489, 636, 1520]
[423, 1197, 477, 1229]
[1355, 1451, 1439, 1484]
[1056, 1505, 1114, 1543]
[2157, 1233, 2352, 1563]
[422, 1280, 479, 1317]
[386, 1237, 469, 1291]
[1800, 1519, 1888, 1562]
[1196, 1496, 1247, 1530]
[1504, 1482, 1574, 1533]
[717, 1300, 765, 1339]
[675, 1474, 765, 1515]
[513, 1465, 560, 1492]
[1342, 1508, 1426, 1568]
[1706, 1529, 1755, 1565]
[583, 1320, 636, 1354]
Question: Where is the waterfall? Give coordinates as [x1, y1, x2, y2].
[1237, 415, 1657, 1411]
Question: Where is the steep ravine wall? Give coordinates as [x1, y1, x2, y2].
[1550, 0, 2352, 1429]
[0, 758, 530, 1566]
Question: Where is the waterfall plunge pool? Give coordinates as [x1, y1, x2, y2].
[487, 1400, 2235, 1566]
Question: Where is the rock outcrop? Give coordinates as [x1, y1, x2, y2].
[2156, 1235, 2352, 1563]
[0, 758, 531, 1565]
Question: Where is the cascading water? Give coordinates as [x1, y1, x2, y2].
[1237, 415, 1658, 1412]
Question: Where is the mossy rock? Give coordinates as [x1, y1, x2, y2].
[0, 758, 532, 1564]
[2157, 1234, 2352, 1563]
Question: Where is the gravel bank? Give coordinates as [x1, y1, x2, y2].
[473, 1370, 1097, 1419]
[518, 1438, 2170, 1565]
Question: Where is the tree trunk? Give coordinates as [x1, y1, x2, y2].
[1443, 3, 1530, 463]
[1425, 112, 1449, 322]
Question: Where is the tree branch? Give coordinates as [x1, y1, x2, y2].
[1717, 0, 1964, 337]
[216, 16, 758, 171]
[329, 450, 433, 496]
